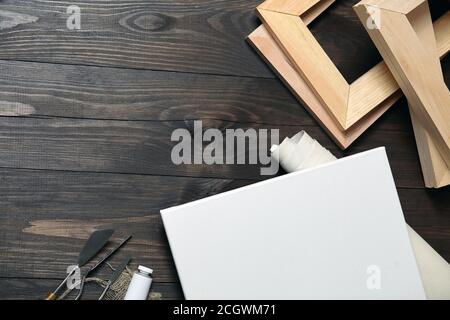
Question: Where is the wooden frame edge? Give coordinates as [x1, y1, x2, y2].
[354, 0, 450, 188]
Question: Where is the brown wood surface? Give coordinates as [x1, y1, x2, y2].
[0, 0, 448, 300]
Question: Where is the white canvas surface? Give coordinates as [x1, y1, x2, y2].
[161, 148, 425, 299]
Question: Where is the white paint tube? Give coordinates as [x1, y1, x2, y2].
[124, 265, 153, 300]
[270, 131, 450, 299]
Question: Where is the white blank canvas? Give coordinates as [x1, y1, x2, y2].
[161, 148, 425, 299]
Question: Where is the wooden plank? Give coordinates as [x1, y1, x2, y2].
[355, 2, 450, 186]
[435, 9, 450, 56]
[0, 116, 433, 187]
[347, 63, 399, 125]
[0, 58, 440, 186]
[301, 0, 336, 24]
[408, 2, 449, 188]
[411, 114, 450, 188]
[357, 0, 425, 14]
[0, 0, 445, 80]
[0, 278, 183, 300]
[355, 4, 450, 167]
[346, 9, 450, 128]
[0, 168, 448, 282]
[0, 169, 249, 281]
[258, 0, 323, 16]
[0, 0, 271, 78]
[0, 58, 418, 128]
[0, 60, 314, 126]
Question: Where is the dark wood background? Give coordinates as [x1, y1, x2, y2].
[0, 0, 448, 300]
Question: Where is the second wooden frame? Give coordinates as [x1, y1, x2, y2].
[355, 0, 450, 187]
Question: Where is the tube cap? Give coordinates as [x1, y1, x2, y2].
[138, 265, 153, 275]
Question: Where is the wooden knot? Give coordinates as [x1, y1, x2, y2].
[120, 12, 174, 32]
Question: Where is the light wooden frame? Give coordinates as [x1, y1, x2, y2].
[248, 26, 396, 149]
[256, 0, 448, 131]
[249, 1, 450, 149]
[355, 0, 450, 188]
[248, 0, 394, 149]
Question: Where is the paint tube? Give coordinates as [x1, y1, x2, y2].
[124, 265, 153, 300]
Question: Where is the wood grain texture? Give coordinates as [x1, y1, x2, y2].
[358, 0, 426, 14]
[408, 2, 450, 188]
[435, 6, 450, 56]
[305, 0, 448, 83]
[355, 1, 450, 187]
[250, 2, 449, 148]
[0, 0, 445, 80]
[0, 168, 448, 285]
[0, 278, 183, 300]
[0, 168, 247, 282]
[301, 0, 336, 24]
[257, 0, 450, 130]
[258, 8, 350, 129]
[0, 115, 436, 187]
[0, 60, 314, 125]
[411, 113, 450, 188]
[307, 0, 383, 83]
[366, 7, 450, 166]
[259, 0, 323, 16]
[0, 57, 436, 128]
[248, 25, 400, 149]
[0, 0, 271, 77]
[0, 0, 448, 300]
[0, 59, 438, 187]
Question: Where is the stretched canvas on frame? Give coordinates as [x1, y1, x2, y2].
[161, 148, 425, 300]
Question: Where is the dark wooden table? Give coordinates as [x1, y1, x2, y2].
[0, 0, 448, 300]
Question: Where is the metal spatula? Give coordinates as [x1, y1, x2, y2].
[45, 229, 114, 300]
[98, 256, 132, 300]
[74, 235, 132, 300]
